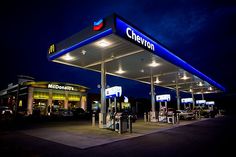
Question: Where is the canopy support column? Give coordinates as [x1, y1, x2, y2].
[99, 62, 107, 128]
[201, 92, 204, 100]
[191, 91, 195, 109]
[176, 84, 180, 110]
[150, 74, 157, 122]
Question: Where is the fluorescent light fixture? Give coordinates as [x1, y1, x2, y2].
[81, 50, 86, 55]
[181, 75, 190, 80]
[61, 54, 75, 61]
[148, 60, 160, 67]
[181, 72, 190, 80]
[95, 39, 112, 47]
[116, 69, 126, 74]
[208, 87, 213, 91]
[198, 82, 203, 86]
[155, 77, 162, 84]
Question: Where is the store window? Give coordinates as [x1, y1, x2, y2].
[33, 99, 48, 116]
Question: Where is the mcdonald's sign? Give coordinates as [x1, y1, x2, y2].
[48, 44, 56, 54]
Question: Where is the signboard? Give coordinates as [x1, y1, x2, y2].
[105, 86, 122, 98]
[48, 84, 75, 91]
[181, 98, 193, 103]
[196, 100, 206, 104]
[156, 94, 171, 102]
[116, 18, 155, 52]
[206, 101, 215, 105]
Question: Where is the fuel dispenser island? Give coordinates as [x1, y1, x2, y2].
[156, 94, 171, 123]
[105, 86, 132, 134]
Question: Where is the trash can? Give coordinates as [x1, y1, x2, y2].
[115, 112, 128, 134]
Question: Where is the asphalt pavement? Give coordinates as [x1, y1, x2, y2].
[0, 116, 235, 157]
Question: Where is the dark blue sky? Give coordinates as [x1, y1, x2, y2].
[1, 0, 236, 99]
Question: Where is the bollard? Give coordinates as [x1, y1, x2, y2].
[128, 115, 132, 133]
[176, 113, 180, 124]
[172, 115, 175, 124]
[118, 116, 122, 134]
[92, 114, 95, 127]
[147, 112, 150, 122]
[112, 117, 115, 130]
[144, 112, 147, 123]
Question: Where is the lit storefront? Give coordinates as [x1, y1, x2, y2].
[0, 80, 88, 116]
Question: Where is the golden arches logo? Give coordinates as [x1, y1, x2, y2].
[48, 44, 55, 54]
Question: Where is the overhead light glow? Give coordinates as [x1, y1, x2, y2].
[208, 87, 213, 91]
[189, 89, 193, 92]
[181, 75, 189, 80]
[181, 72, 190, 80]
[140, 69, 144, 73]
[115, 69, 126, 74]
[81, 50, 86, 55]
[155, 77, 162, 84]
[148, 60, 160, 67]
[198, 82, 203, 86]
[95, 39, 112, 47]
[61, 54, 75, 61]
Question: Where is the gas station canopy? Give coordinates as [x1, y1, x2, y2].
[48, 14, 225, 94]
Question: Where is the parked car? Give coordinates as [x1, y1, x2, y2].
[58, 109, 73, 117]
[72, 107, 90, 119]
[50, 108, 73, 118]
[0, 106, 13, 120]
[177, 110, 195, 120]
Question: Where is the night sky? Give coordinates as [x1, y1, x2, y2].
[1, 0, 236, 100]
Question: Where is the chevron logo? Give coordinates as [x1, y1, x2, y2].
[93, 19, 104, 31]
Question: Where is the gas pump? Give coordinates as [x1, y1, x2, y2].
[206, 101, 215, 111]
[196, 100, 206, 118]
[105, 86, 121, 130]
[105, 86, 131, 133]
[181, 98, 193, 110]
[196, 100, 206, 109]
[156, 94, 171, 123]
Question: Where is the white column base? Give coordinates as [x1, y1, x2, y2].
[150, 111, 158, 122]
[99, 113, 107, 128]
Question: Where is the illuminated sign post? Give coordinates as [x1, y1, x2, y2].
[181, 98, 193, 104]
[196, 100, 206, 104]
[105, 86, 122, 98]
[156, 94, 171, 102]
[206, 101, 215, 105]
[106, 86, 122, 113]
[156, 94, 170, 122]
